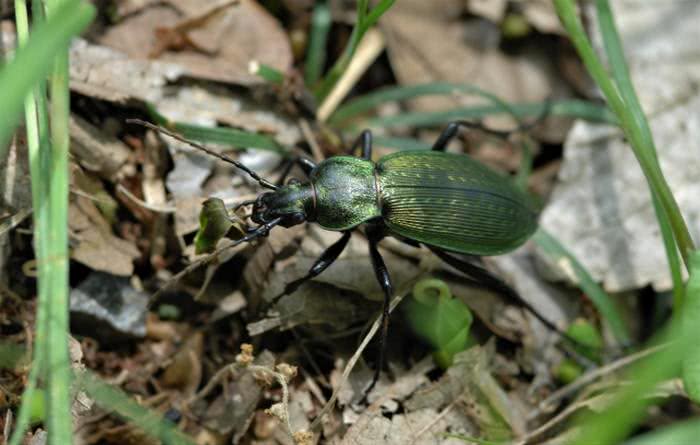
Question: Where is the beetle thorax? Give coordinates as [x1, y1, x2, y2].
[309, 156, 381, 231]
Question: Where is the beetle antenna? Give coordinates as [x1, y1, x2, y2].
[127, 119, 279, 191]
[147, 216, 284, 307]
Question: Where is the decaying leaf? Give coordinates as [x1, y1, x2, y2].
[198, 350, 275, 439]
[70, 114, 131, 181]
[70, 195, 141, 277]
[69, 38, 184, 103]
[380, 0, 573, 131]
[97, 0, 292, 86]
[405, 346, 525, 439]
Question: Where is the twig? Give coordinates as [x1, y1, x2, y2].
[298, 118, 324, 163]
[250, 365, 294, 438]
[317, 28, 385, 122]
[116, 184, 177, 213]
[410, 400, 457, 444]
[148, 237, 249, 306]
[527, 343, 667, 421]
[309, 292, 406, 432]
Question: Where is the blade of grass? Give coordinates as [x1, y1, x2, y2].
[624, 418, 700, 445]
[572, 250, 700, 444]
[248, 60, 284, 85]
[77, 371, 195, 445]
[146, 105, 288, 155]
[593, 0, 684, 311]
[7, 1, 51, 442]
[330, 83, 615, 128]
[554, 0, 695, 269]
[533, 228, 631, 345]
[355, 99, 616, 130]
[0, 0, 94, 153]
[313, 0, 395, 101]
[42, 0, 90, 441]
[330, 82, 527, 126]
[304, 1, 331, 87]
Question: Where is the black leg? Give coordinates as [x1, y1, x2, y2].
[427, 246, 560, 332]
[426, 246, 601, 361]
[349, 130, 373, 160]
[363, 224, 392, 397]
[276, 156, 318, 186]
[270, 231, 352, 303]
[432, 101, 552, 151]
[432, 121, 512, 151]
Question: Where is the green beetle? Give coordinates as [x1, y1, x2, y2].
[133, 119, 541, 395]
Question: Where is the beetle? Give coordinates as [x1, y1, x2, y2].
[131, 118, 557, 394]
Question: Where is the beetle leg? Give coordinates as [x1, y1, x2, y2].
[432, 101, 552, 151]
[270, 231, 352, 303]
[427, 246, 601, 364]
[363, 225, 392, 398]
[350, 130, 373, 160]
[276, 156, 318, 185]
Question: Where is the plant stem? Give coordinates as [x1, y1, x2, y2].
[553, 0, 695, 270]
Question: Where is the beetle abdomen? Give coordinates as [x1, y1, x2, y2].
[377, 151, 537, 255]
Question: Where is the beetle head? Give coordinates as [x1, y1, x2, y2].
[251, 182, 315, 228]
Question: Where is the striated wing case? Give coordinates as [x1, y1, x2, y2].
[377, 151, 538, 255]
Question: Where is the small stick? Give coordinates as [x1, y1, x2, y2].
[116, 184, 177, 213]
[317, 28, 385, 122]
[527, 343, 667, 421]
[309, 292, 406, 432]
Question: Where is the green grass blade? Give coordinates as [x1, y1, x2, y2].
[554, 0, 695, 268]
[682, 249, 700, 401]
[313, 0, 395, 101]
[355, 100, 615, 130]
[249, 61, 284, 85]
[147, 105, 288, 155]
[533, 229, 631, 345]
[329, 82, 523, 126]
[78, 371, 195, 445]
[594, 0, 685, 311]
[573, 251, 700, 444]
[624, 418, 700, 445]
[330, 83, 615, 128]
[7, 1, 50, 442]
[304, 1, 331, 86]
[0, 0, 94, 153]
[42, 0, 90, 441]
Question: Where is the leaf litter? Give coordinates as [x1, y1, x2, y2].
[3, 1, 698, 444]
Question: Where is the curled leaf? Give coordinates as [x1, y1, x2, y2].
[193, 198, 246, 254]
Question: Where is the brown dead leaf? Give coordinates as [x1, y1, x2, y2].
[70, 114, 131, 181]
[69, 38, 184, 103]
[161, 331, 204, 397]
[381, 0, 573, 133]
[405, 346, 524, 440]
[97, 0, 293, 86]
[70, 195, 141, 276]
[199, 350, 275, 439]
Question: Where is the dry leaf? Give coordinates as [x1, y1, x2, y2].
[70, 195, 141, 276]
[97, 0, 292, 86]
[69, 38, 184, 103]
